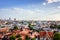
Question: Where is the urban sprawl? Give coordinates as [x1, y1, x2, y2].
[0, 19, 60, 40]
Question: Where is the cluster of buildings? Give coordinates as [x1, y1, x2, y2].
[0, 19, 60, 40]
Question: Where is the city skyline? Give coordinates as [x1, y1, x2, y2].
[0, 0, 60, 20]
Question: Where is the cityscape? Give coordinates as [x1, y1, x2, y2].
[0, 0, 60, 40]
[0, 18, 60, 40]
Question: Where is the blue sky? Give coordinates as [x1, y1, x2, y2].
[0, 0, 60, 20]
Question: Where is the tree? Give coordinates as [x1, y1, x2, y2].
[28, 23, 31, 28]
[10, 35, 16, 40]
[16, 34, 21, 38]
[28, 23, 33, 30]
[50, 24, 56, 29]
[53, 32, 60, 40]
[13, 25, 18, 30]
[18, 37, 22, 40]
[25, 35, 30, 40]
[56, 25, 60, 29]
[31, 38, 36, 40]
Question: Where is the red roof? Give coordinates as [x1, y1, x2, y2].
[13, 30, 21, 33]
[39, 31, 46, 37]
[5, 32, 12, 36]
[47, 31, 53, 38]
[0, 34, 3, 39]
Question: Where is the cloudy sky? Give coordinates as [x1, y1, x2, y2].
[0, 0, 60, 20]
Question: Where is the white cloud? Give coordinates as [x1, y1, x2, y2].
[46, 0, 60, 3]
[47, 0, 53, 3]
[0, 8, 44, 20]
[42, 13, 60, 21]
[42, 0, 60, 5]
[57, 6, 60, 8]
[11, 8, 34, 14]
[0, 7, 60, 20]
[42, 2, 46, 5]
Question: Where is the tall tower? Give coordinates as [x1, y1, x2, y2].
[14, 18, 16, 21]
[9, 18, 11, 20]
